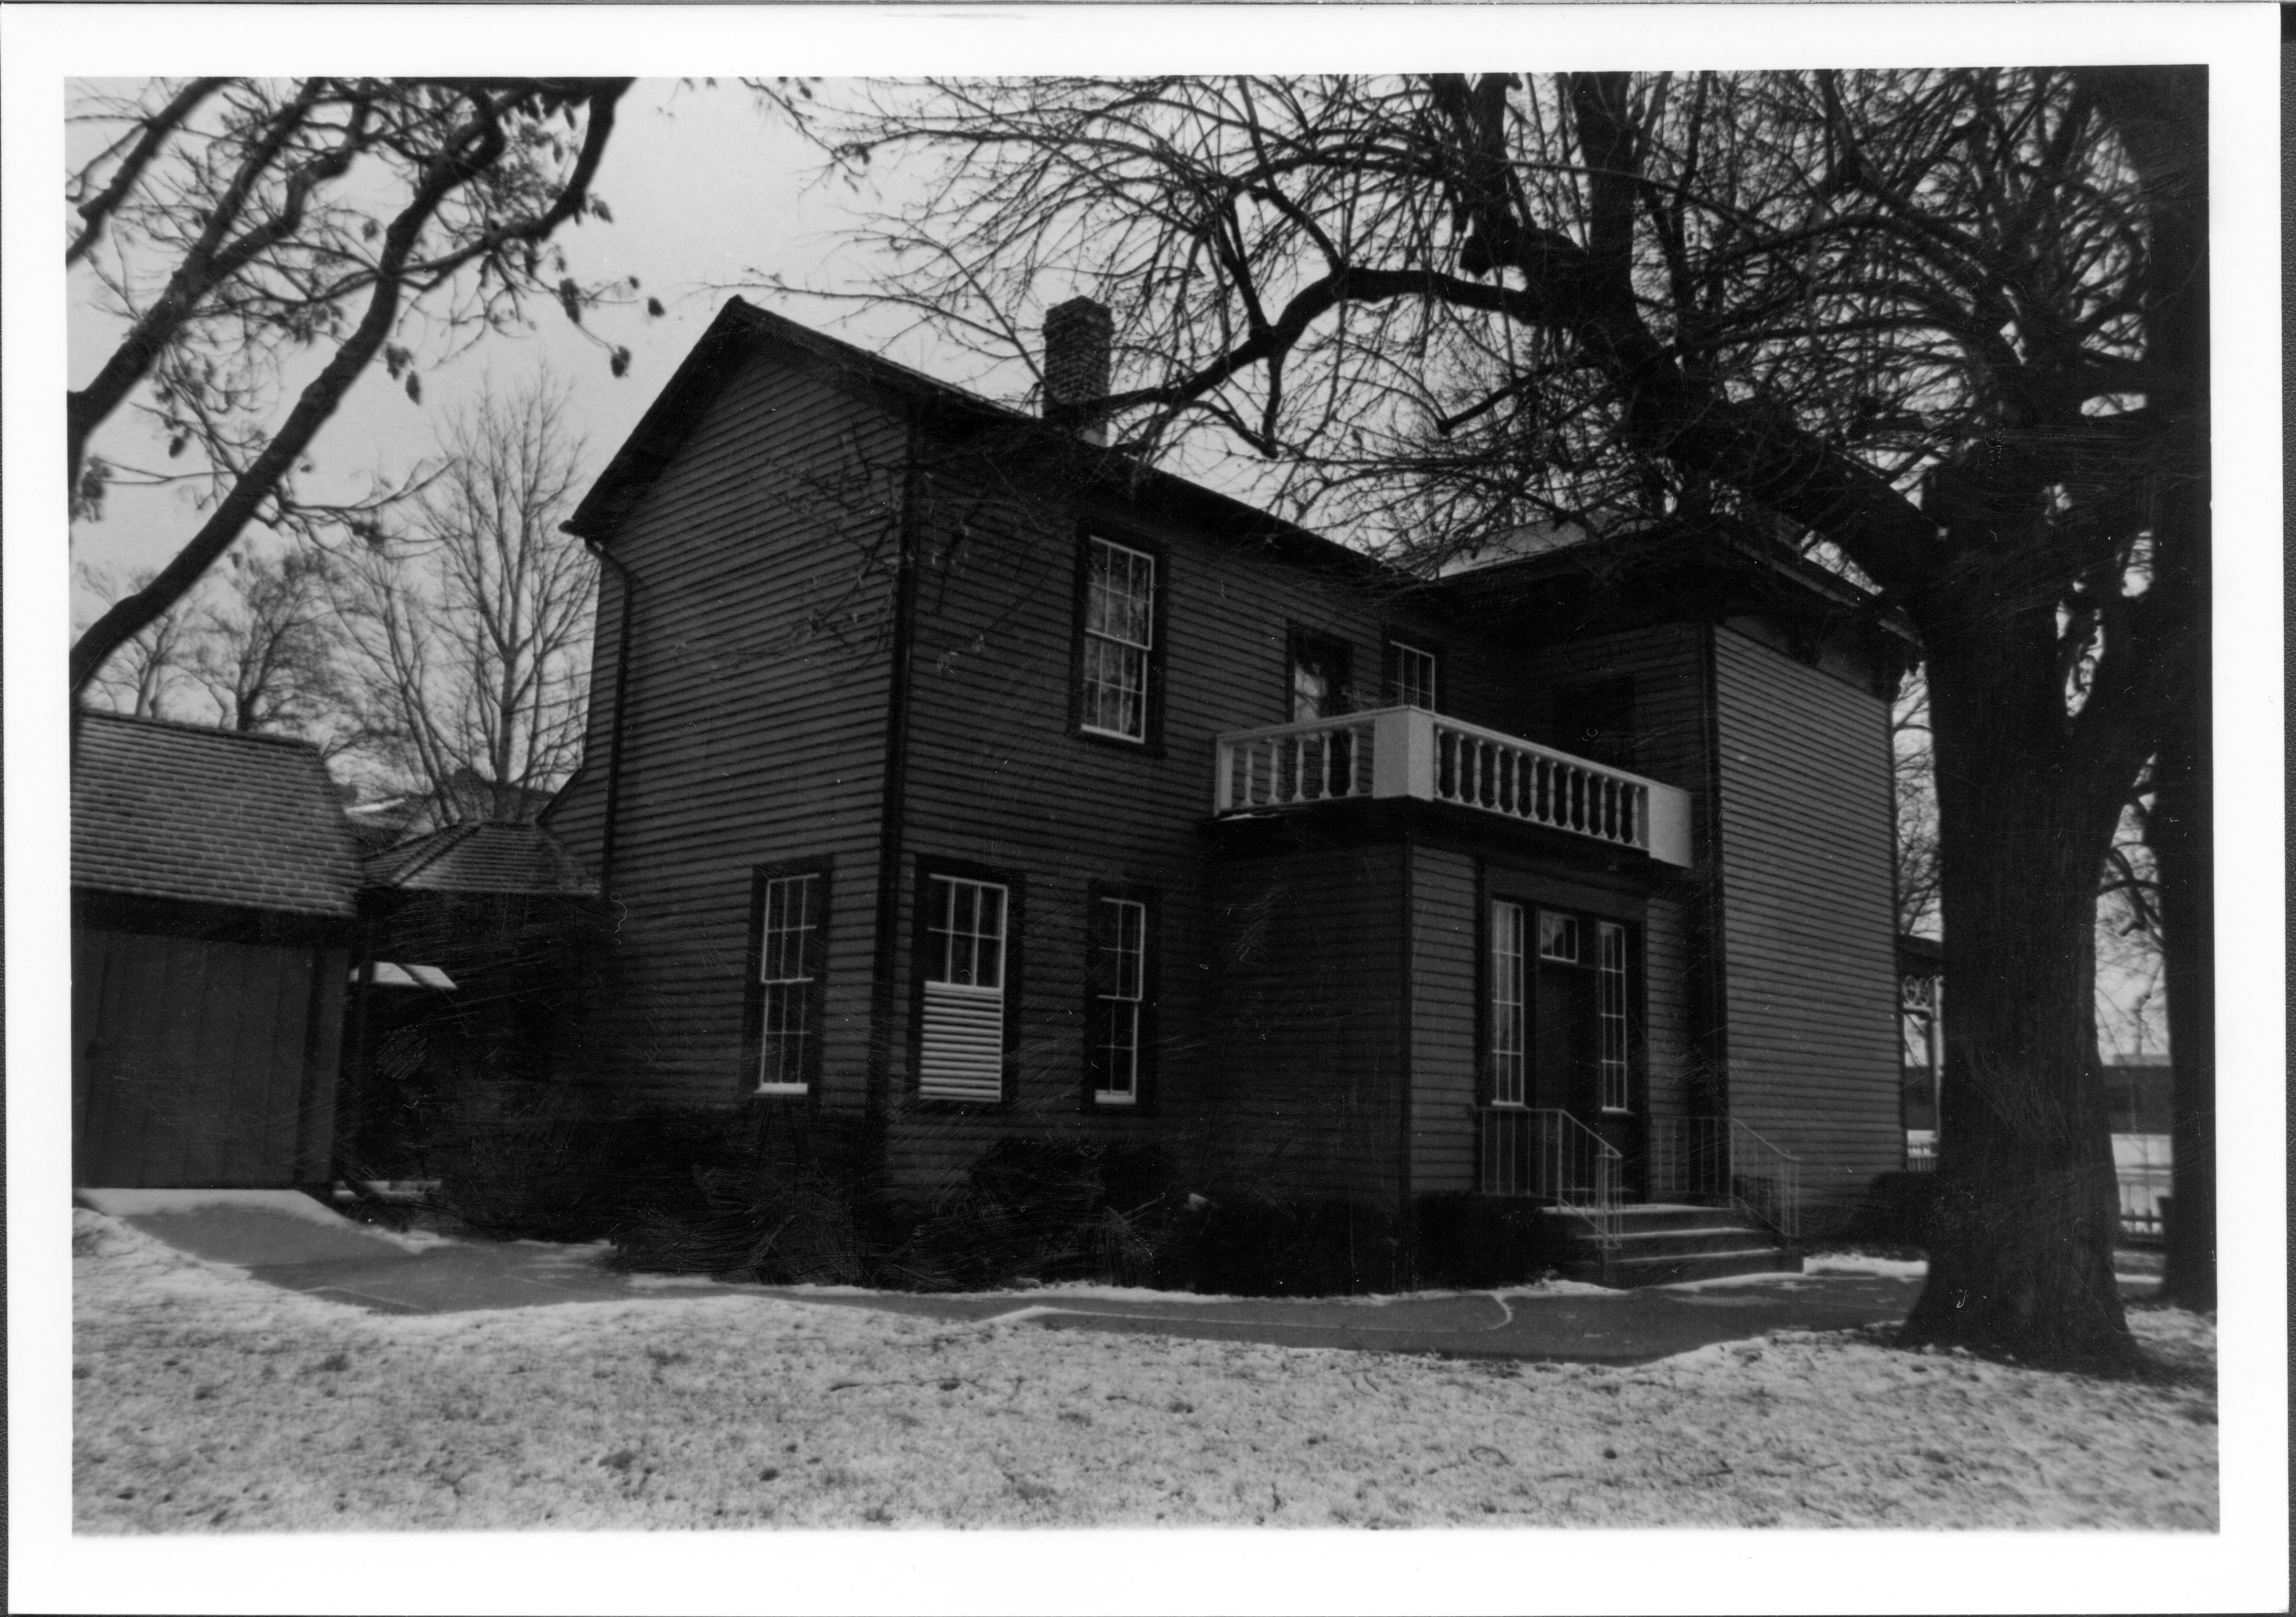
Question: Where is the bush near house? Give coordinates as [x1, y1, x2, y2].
[425, 1107, 1586, 1296]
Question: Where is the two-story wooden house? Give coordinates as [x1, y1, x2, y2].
[542, 297, 1908, 1283]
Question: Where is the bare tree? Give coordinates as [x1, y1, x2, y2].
[67, 76, 634, 699]
[1891, 671, 1940, 939]
[790, 70, 2204, 1364]
[337, 376, 598, 825]
[74, 563, 196, 720]
[182, 545, 354, 746]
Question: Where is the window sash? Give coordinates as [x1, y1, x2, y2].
[1597, 920, 1630, 1113]
[1390, 641, 1438, 710]
[756, 874, 820, 1094]
[1489, 900, 1527, 1106]
[1092, 897, 1146, 1103]
[1081, 540, 1154, 741]
[926, 876, 1007, 990]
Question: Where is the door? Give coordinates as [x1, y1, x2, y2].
[1531, 909, 1641, 1196]
[74, 928, 330, 1186]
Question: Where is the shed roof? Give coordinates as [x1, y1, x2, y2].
[72, 711, 362, 918]
[363, 820, 599, 897]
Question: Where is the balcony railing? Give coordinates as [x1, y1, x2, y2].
[1213, 706, 1691, 867]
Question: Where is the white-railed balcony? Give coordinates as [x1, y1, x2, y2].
[1213, 706, 1692, 867]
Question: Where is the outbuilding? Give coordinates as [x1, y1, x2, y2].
[72, 711, 362, 1188]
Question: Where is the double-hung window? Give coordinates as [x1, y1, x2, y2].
[1388, 639, 1439, 710]
[751, 869, 824, 1095]
[1088, 894, 1149, 1107]
[918, 874, 1009, 1102]
[1079, 537, 1156, 742]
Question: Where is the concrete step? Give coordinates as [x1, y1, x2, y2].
[1608, 1224, 1788, 1259]
[1543, 1203, 1772, 1240]
[1569, 1247, 1800, 1287]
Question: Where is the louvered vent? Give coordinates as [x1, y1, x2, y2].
[919, 982, 1004, 1100]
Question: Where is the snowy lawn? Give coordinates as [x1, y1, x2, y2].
[74, 1211, 2216, 1532]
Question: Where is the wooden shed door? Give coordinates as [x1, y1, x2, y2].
[73, 929, 341, 1187]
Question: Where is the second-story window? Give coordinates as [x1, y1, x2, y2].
[1387, 639, 1439, 710]
[1080, 537, 1156, 742]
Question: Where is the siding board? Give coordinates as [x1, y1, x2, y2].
[1711, 625, 1901, 1225]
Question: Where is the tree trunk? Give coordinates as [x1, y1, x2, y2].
[1904, 606, 2135, 1367]
[2151, 729, 2214, 1309]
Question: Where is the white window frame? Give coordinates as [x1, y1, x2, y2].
[1080, 537, 1155, 742]
[919, 874, 1010, 1102]
[755, 873, 821, 1095]
[1091, 896, 1147, 1106]
[1596, 920, 1631, 1114]
[1390, 640, 1438, 710]
[1489, 900, 1527, 1107]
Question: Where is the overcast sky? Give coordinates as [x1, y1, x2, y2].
[66, 79, 961, 597]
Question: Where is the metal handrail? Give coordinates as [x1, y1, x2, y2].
[1647, 1114, 1802, 1241]
[1474, 1105, 1622, 1268]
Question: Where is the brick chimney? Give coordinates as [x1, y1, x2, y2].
[1042, 296, 1113, 445]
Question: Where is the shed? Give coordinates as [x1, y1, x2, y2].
[72, 711, 363, 1187]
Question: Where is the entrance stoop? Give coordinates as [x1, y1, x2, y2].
[1546, 1203, 1801, 1287]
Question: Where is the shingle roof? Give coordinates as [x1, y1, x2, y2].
[363, 820, 599, 897]
[564, 298, 1406, 590]
[72, 711, 362, 918]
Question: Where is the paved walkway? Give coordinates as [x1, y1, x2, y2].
[79, 1187, 1956, 1364]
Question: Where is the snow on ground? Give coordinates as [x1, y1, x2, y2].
[1802, 1252, 1929, 1280]
[73, 1211, 2216, 1532]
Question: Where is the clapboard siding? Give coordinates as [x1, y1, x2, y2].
[875, 435, 1534, 1192]
[1711, 625, 1901, 1221]
[1522, 623, 1708, 791]
[577, 349, 905, 1114]
[1409, 846, 1480, 1192]
[1204, 846, 1406, 1203]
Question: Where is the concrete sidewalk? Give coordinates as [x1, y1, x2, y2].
[79, 1187, 1947, 1364]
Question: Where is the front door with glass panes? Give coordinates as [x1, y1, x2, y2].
[1490, 900, 1641, 1191]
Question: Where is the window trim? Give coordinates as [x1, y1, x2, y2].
[1286, 624, 1355, 722]
[1069, 526, 1168, 755]
[740, 858, 831, 1102]
[1083, 881, 1160, 1112]
[907, 856, 1025, 1109]
[1480, 884, 1643, 1118]
[1486, 896, 1528, 1108]
[1381, 628, 1445, 712]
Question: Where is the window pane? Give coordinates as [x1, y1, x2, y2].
[1539, 910, 1581, 963]
[1391, 642, 1437, 710]
[1597, 921, 1629, 1112]
[757, 874, 820, 1091]
[1093, 896, 1146, 1102]
[1490, 901, 1525, 1106]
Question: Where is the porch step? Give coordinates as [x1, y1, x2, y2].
[1540, 1203, 1796, 1287]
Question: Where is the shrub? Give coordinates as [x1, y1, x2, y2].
[1181, 1191, 1406, 1296]
[1410, 1193, 1576, 1288]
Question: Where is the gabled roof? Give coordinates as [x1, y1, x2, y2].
[363, 820, 599, 897]
[72, 711, 362, 919]
[563, 297, 1414, 591]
